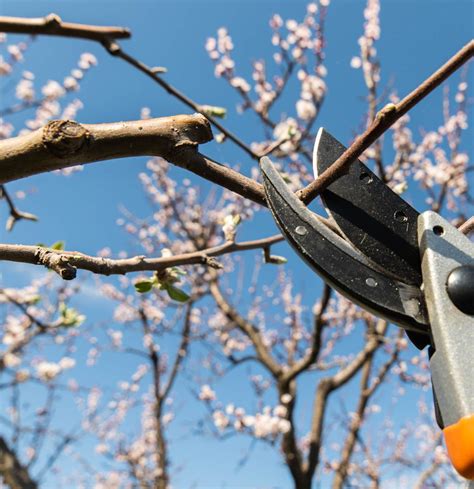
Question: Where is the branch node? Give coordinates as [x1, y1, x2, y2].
[151, 66, 168, 74]
[42, 120, 90, 158]
[35, 247, 77, 280]
[375, 102, 397, 122]
[101, 38, 121, 55]
[45, 13, 62, 29]
[204, 256, 223, 269]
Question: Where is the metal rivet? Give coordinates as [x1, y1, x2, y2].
[359, 172, 373, 184]
[295, 226, 307, 236]
[366, 277, 378, 287]
[394, 210, 408, 223]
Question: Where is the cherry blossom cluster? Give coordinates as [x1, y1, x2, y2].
[387, 78, 470, 213]
[350, 0, 381, 90]
[205, 3, 329, 159]
[0, 275, 89, 482]
[20, 52, 97, 133]
[0, 275, 85, 380]
[199, 384, 291, 439]
[0, 34, 29, 75]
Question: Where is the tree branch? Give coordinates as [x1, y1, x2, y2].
[0, 234, 283, 279]
[101, 39, 260, 160]
[0, 114, 343, 226]
[161, 303, 193, 401]
[0, 436, 37, 489]
[0, 114, 212, 184]
[0, 185, 38, 232]
[209, 276, 282, 377]
[305, 320, 388, 478]
[281, 285, 332, 384]
[458, 216, 474, 235]
[0, 14, 130, 42]
[297, 40, 474, 203]
[332, 328, 402, 489]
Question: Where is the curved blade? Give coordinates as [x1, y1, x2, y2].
[313, 128, 422, 286]
[260, 156, 429, 334]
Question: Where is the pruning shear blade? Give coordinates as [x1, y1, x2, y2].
[260, 156, 429, 334]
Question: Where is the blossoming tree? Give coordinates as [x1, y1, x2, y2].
[0, 2, 472, 488]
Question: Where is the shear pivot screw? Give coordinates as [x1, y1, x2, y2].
[447, 265, 474, 315]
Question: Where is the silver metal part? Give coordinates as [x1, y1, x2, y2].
[418, 211, 474, 427]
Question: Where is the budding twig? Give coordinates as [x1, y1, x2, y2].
[297, 40, 474, 203]
[0, 234, 284, 279]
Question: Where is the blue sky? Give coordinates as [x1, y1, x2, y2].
[0, 1, 473, 488]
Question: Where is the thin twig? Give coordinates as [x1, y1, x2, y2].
[0, 234, 284, 279]
[101, 39, 260, 160]
[0, 185, 38, 231]
[458, 216, 474, 235]
[297, 40, 474, 204]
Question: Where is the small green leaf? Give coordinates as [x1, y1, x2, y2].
[35, 243, 46, 248]
[166, 285, 190, 302]
[134, 280, 154, 293]
[51, 241, 65, 250]
[59, 302, 85, 327]
[172, 267, 187, 276]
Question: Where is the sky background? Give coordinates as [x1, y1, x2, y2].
[0, 1, 473, 488]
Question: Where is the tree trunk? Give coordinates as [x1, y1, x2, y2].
[0, 437, 37, 489]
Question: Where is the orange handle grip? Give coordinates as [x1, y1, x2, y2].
[443, 414, 474, 480]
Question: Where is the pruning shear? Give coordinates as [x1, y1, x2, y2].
[260, 128, 474, 481]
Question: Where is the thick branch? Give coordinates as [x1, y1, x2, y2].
[305, 320, 387, 478]
[0, 14, 130, 42]
[0, 235, 283, 279]
[332, 329, 401, 489]
[0, 437, 37, 489]
[209, 277, 282, 377]
[0, 116, 345, 225]
[281, 285, 332, 384]
[161, 304, 193, 401]
[0, 14, 257, 160]
[0, 115, 212, 184]
[298, 40, 474, 203]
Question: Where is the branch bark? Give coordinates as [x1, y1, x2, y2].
[332, 328, 402, 489]
[0, 235, 283, 279]
[0, 14, 130, 42]
[0, 114, 345, 219]
[0, 114, 212, 184]
[304, 320, 388, 479]
[209, 276, 282, 377]
[0, 437, 37, 489]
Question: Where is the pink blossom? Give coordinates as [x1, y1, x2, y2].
[199, 384, 216, 401]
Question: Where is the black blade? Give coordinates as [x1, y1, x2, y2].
[260, 156, 429, 335]
[313, 128, 422, 286]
